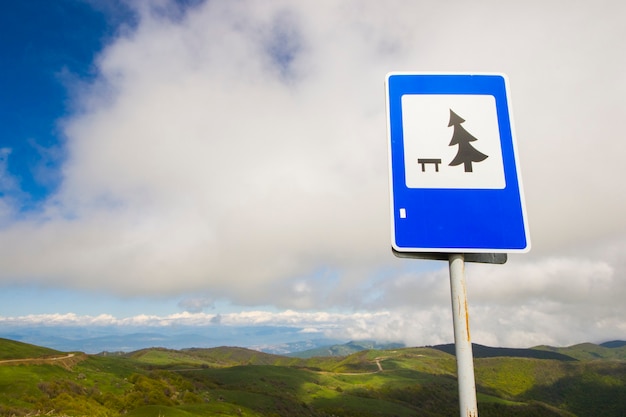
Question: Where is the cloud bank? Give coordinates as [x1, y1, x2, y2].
[2, 0, 626, 347]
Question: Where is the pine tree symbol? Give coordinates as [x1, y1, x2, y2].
[448, 109, 488, 173]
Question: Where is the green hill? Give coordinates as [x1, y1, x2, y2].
[289, 340, 405, 358]
[180, 346, 302, 366]
[0, 337, 62, 360]
[600, 340, 626, 349]
[1, 339, 625, 417]
[534, 342, 626, 361]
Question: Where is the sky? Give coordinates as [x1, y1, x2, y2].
[1, 0, 626, 350]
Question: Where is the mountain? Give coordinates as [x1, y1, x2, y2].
[432, 343, 577, 361]
[288, 340, 405, 358]
[600, 340, 626, 349]
[248, 338, 346, 355]
[533, 341, 626, 361]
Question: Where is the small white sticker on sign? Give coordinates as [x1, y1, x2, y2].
[401, 94, 505, 189]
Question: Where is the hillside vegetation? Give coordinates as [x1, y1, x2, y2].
[1, 338, 625, 416]
[0, 338, 62, 360]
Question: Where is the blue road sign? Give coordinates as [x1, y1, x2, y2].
[386, 73, 530, 253]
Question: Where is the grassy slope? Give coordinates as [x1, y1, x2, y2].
[0, 338, 62, 360]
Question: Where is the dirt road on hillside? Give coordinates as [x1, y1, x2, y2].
[0, 353, 76, 366]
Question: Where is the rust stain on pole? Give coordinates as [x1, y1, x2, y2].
[461, 276, 471, 343]
[465, 302, 471, 342]
[449, 253, 478, 416]
[456, 271, 471, 343]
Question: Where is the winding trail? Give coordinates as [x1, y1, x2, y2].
[0, 353, 76, 365]
[317, 357, 387, 376]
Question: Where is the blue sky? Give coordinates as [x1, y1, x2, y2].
[1, 1, 118, 203]
[2, 0, 626, 351]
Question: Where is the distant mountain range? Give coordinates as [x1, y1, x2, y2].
[292, 339, 626, 361]
[2, 324, 625, 361]
[0, 324, 345, 354]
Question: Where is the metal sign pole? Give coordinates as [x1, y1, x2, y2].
[448, 253, 478, 417]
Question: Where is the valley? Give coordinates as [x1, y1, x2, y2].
[1, 338, 625, 416]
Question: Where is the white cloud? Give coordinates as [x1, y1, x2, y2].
[2, 289, 625, 347]
[469, 257, 617, 304]
[299, 327, 322, 334]
[2, 0, 626, 347]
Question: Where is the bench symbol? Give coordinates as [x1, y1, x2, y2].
[417, 158, 442, 172]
